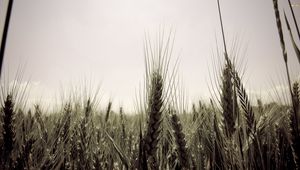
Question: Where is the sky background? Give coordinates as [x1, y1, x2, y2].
[0, 0, 300, 112]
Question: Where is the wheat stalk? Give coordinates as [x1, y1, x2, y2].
[272, 0, 299, 141]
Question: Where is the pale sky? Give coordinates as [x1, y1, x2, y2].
[0, 0, 300, 112]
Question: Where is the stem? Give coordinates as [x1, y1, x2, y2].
[0, 0, 14, 78]
[217, 0, 228, 57]
[287, 0, 300, 41]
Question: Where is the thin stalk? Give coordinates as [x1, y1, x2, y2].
[217, 0, 228, 56]
[287, 0, 300, 41]
[0, 0, 14, 78]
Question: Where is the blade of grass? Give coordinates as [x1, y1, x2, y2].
[105, 131, 130, 169]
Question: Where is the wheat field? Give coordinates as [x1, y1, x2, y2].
[0, 0, 300, 169]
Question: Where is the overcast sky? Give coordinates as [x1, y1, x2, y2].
[0, 0, 300, 111]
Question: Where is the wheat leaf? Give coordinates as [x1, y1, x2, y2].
[105, 131, 130, 169]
